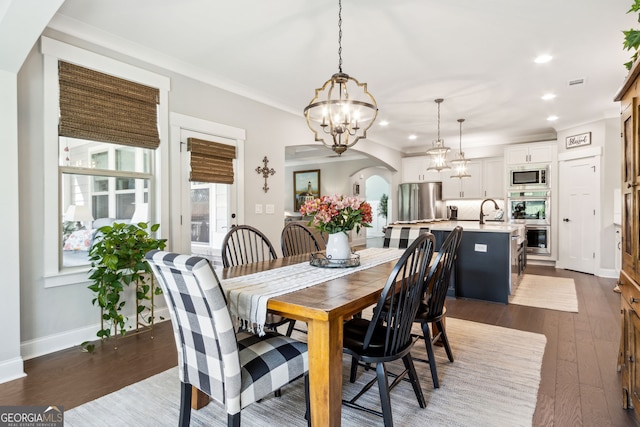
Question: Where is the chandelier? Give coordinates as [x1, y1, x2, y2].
[303, 0, 378, 156]
[450, 118, 471, 178]
[426, 98, 451, 171]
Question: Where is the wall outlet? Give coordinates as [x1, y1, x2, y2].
[255, 204, 263, 214]
[474, 243, 487, 252]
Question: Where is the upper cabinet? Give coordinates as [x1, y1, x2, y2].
[504, 143, 555, 165]
[441, 161, 483, 199]
[401, 156, 442, 183]
[482, 157, 505, 198]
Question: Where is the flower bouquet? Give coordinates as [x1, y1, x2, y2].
[300, 194, 373, 263]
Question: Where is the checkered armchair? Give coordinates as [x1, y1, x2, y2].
[383, 226, 430, 249]
[145, 250, 310, 427]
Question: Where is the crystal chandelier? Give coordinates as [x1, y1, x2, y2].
[426, 98, 451, 171]
[450, 118, 471, 178]
[303, 0, 378, 156]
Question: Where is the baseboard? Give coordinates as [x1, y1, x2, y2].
[0, 356, 26, 385]
[597, 268, 619, 279]
[20, 307, 171, 360]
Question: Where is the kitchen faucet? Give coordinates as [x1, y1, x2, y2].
[479, 198, 500, 225]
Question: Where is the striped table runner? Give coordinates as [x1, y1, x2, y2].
[220, 247, 404, 335]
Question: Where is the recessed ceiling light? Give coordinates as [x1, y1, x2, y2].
[541, 93, 556, 100]
[547, 115, 558, 121]
[535, 54, 553, 64]
[408, 134, 417, 140]
[379, 120, 389, 126]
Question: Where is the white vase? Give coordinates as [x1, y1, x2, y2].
[326, 232, 351, 260]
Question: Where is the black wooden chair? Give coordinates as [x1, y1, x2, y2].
[221, 224, 278, 268]
[413, 225, 463, 388]
[221, 225, 295, 336]
[342, 233, 436, 427]
[281, 222, 322, 257]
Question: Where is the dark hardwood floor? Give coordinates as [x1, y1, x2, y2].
[0, 265, 637, 426]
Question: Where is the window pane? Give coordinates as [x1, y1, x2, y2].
[116, 193, 136, 219]
[92, 195, 109, 219]
[116, 177, 136, 190]
[191, 188, 210, 243]
[93, 176, 109, 192]
[59, 137, 151, 173]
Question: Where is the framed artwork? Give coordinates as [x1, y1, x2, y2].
[294, 169, 321, 212]
[565, 132, 591, 149]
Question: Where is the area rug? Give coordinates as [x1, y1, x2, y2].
[65, 318, 546, 427]
[509, 274, 578, 312]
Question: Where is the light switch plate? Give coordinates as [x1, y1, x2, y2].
[265, 204, 275, 214]
[255, 203, 263, 214]
[474, 243, 487, 252]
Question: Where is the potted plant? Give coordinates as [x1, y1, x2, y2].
[624, 0, 640, 70]
[83, 222, 166, 351]
[378, 193, 388, 223]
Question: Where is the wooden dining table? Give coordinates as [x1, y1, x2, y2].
[191, 252, 400, 426]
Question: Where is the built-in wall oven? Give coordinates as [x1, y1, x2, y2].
[507, 189, 551, 256]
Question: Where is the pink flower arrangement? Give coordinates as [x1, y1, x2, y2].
[300, 194, 373, 234]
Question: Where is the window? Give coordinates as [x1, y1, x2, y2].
[41, 37, 170, 287]
[60, 137, 153, 267]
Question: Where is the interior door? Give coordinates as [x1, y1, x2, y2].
[181, 129, 239, 266]
[558, 156, 597, 273]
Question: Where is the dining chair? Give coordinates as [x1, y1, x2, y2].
[382, 226, 430, 249]
[342, 232, 436, 427]
[221, 225, 278, 268]
[281, 222, 322, 257]
[413, 225, 463, 389]
[221, 224, 295, 336]
[145, 250, 310, 427]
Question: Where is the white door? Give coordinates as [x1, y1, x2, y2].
[558, 157, 597, 273]
[181, 129, 240, 266]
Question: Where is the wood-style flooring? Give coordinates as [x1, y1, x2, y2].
[0, 265, 637, 426]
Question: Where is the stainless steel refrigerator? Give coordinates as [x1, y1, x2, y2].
[397, 182, 444, 221]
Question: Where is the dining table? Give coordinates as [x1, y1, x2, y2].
[190, 248, 404, 426]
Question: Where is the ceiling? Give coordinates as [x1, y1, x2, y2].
[52, 0, 636, 160]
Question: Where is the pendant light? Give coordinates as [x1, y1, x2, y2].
[303, 0, 378, 156]
[426, 98, 451, 171]
[450, 118, 471, 179]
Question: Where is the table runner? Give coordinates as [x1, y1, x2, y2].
[220, 247, 404, 335]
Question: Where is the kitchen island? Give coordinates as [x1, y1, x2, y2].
[385, 220, 525, 303]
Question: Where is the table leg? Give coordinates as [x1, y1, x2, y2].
[192, 386, 209, 409]
[307, 317, 343, 426]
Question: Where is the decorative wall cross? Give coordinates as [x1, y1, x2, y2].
[255, 156, 276, 193]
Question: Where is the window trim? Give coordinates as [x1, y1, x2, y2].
[41, 37, 170, 287]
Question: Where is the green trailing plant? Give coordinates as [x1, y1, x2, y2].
[624, 0, 640, 70]
[83, 222, 166, 352]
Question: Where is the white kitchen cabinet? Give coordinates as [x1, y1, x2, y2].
[441, 161, 483, 199]
[504, 143, 555, 165]
[401, 156, 442, 182]
[482, 157, 505, 198]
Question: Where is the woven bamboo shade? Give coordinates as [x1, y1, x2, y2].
[58, 61, 160, 149]
[187, 137, 236, 184]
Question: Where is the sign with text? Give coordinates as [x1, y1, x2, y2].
[0, 406, 63, 427]
[565, 132, 591, 149]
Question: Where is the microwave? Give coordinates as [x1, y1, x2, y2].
[509, 167, 548, 187]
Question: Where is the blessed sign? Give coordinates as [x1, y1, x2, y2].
[566, 132, 591, 149]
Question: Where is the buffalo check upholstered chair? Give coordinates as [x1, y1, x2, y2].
[382, 226, 430, 249]
[145, 250, 310, 427]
